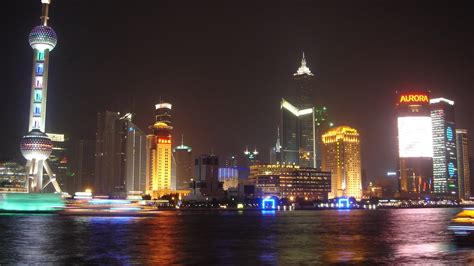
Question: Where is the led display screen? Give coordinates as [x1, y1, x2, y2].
[398, 116, 433, 158]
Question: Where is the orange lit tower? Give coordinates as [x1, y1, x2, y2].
[321, 126, 362, 199]
[146, 103, 173, 198]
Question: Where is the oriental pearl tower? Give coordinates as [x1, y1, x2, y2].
[20, 0, 61, 193]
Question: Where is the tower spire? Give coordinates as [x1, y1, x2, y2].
[40, 0, 51, 26]
[181, 134, 184, 146]
[294, 51, 314, 76]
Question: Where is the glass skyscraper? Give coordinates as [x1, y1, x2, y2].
[430, 98, 457, 197]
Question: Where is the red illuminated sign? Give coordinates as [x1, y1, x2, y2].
[158, 138, 171, 144]
[399, 94, 429, 104]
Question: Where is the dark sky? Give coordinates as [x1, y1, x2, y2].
[2, 0, 473, 180]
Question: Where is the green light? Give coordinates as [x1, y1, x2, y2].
[0, 193, 64, 212]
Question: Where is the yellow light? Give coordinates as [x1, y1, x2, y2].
[85, 188, 92, 194]
[290, 196, 294, 201]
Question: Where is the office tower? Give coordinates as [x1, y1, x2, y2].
[430, 98, 457, 196]
[95, 111, 125, 195]
[46, 133, 73, 193]
[72, 139, 95, 192]
[396, 91, 433, 195]
[124, 116, 147, 194]
[321, 126, 362, 199]
[280, 98, 316, 167]
[249, 164, 331, 200]
[95, 112, 145, 196]
[456, 129, 471, 200]
[218, 167, 240, 190]
[146, 103, 173, 198]
[20, 0, 61, 193]
[173, 136, 193, 191]
[192, 154, 223, 198]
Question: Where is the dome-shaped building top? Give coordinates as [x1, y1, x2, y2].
[29, 25, 57, 51]
[20, 129, 53, 161]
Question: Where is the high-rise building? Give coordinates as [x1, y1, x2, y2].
[430, 98, 457, 196]
[456, 129, 471, 200]
[173, 136, 193, 191]
[124, 116, 147, 194]
[95, 111, 125, 195]
[321, 126, 362, 199]
[20, 0, 61, 193]
[249, 164, 331, 200]
[72, 139, 95, 192]
[190, 154, 223, 199]
[146, 103, 173, 198]
[95, 112, 146, 196]
[46, 133, 73, 193]
[396, 91, 433, 195]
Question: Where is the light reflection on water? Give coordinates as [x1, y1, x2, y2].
[0, 208, 473, 264]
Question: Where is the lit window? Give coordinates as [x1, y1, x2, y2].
[34, 89, 42, 102]
[37, 51, 45, 61]
[35, 77, 43, 88]
[36, 63, 44, 75]
[34, 104, 41, 116]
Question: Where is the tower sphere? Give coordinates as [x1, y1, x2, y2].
[29, 25, 57, 51]
[20, 129, 53, 161]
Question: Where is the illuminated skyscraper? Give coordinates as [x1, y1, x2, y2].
[20, 0, 61, 193]
[321, 126, 362, 199]
[280, 98, 316, 167]
[146, 103, 173, 198]
[430, 98, 457, 196]
[456, 129, 471, 200]
[173, 136, 193, 191]
[396, 91, 433, 195]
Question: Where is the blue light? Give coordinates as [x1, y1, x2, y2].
[262, 198, 276, 210]
[337, 198, 350, 209]
[448, 162, 455, 177]
[447, 127, 453, 141]
[128, 127, 134, 132]
[88, 199, 131, 205]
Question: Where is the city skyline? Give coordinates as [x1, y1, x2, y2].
[2, 1, 474, 181]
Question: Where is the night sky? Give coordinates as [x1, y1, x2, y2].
[2, 0, 473, 180]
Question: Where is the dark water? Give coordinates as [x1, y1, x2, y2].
[0, 208, 473, 264]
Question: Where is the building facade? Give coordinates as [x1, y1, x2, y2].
[249, 164, 331, 200]
[173, 137, 193, 191]
[146, 103, 173, 198]
[46, 133, 73, 193]
[124, 118, 147, 194]
[456, 129, 471, 200]
[321, 126, 362, 199]
[396, 91, 433, 195]
[430, 98, 457, 196]
[72, 139, 95, 193]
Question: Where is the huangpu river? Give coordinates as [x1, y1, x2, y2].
[0, 208, 473, 264]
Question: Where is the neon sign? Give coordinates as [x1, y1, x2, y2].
[399, 94, 429, 104]
[158, 138, 171, 144]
